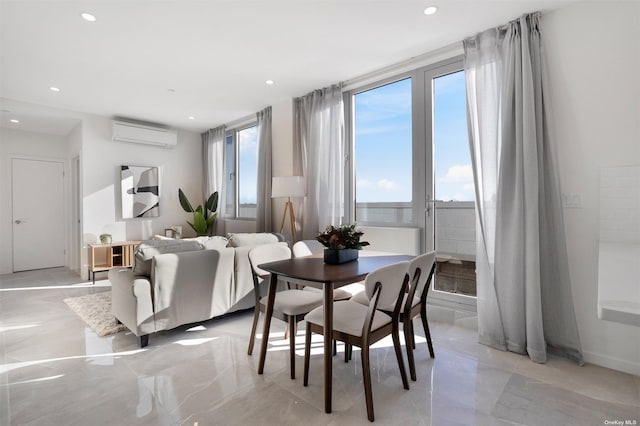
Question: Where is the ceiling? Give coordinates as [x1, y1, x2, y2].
[0, 0, 578, 136]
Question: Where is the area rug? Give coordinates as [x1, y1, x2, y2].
[64, 291, 126, 337]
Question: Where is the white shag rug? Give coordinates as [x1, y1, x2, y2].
[64, 291, 127, 337]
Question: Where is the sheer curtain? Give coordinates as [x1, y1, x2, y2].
[293, 85, 345, 240]
[464, 12, 583, 364]
[202, 125, 226, 236]
[255, 106, 273, 232]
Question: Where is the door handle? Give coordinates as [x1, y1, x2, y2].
[14, 220, 23, 224]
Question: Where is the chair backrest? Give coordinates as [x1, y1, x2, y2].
[364, 261, 409, 310]
[407, 251, 436, 305]
[292, 240, 324, 257]
[248, 243, 291, 278]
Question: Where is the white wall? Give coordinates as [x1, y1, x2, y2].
[542, 1, 640, 374]
[0, 128, 70, 274]
[79, 115, 202, 274]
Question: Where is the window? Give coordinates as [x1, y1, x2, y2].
[432, 70, 476, 297]
[225, 124, 258, 219]
[352, 78, 413, 224]
[346, 57, 477, 304]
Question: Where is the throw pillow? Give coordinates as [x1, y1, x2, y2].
[132, 239, 203, 276]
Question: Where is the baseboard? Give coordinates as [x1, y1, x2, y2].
[582, 349, 640, 376]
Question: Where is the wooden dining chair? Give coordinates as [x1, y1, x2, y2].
[291, 240, 353, 301]
[247, 243, 324, 380]
[303, 261, 410, 422]
[350, 251, 436, 381]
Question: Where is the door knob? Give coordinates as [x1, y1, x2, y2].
[14, 220, 22, 224]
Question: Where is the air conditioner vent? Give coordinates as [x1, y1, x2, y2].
[111, 119, 177, 148]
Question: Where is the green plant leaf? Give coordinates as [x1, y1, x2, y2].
[195, 205, 203, 215]
[178, 189, 194, 213]
[193, 211, 207, 236]
[186, 220, 197, 234]
[206, 212, 217, 226]
[205, 191, 219, 213]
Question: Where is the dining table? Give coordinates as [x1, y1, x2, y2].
[256, 252, 413, 413]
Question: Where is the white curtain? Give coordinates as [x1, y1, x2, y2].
[293, 85, 345, 240]
[202, 125, 226, 235]
[464, 12, 583, 364]
[255, 106, 273, 232]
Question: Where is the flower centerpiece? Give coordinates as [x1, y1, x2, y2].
[316, 224, 370, 264]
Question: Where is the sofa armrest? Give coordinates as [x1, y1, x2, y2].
[109, 268, 155, 337]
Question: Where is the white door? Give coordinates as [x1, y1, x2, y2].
[12, 158, 65, 271]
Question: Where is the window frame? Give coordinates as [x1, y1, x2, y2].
[224, 122, 258, 220]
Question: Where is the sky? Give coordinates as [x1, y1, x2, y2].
[354, 70, 474, 203]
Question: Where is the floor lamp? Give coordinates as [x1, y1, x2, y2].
[272, 176, 305, 243]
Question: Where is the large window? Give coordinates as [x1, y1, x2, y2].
[225, 124, 258, 219]
[346, 58, 477, 303]
[353, 78, 413, 224]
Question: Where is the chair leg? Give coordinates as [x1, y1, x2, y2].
[392, 323, 410, 390]
[289, 318, 296, 380]
[361, 345, 374, 422]
[303, 325, 312, 386]
[421, 308, 435, 358]
[410, 320, 416, 350]
[404, 320, 417, 381]
[344, 343, 350, 363]
[333, 339, 337, 356]
[247, 306, 260, 355]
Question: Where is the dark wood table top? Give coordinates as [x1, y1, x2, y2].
[258, 254, 413, 286]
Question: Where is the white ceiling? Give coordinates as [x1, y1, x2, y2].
[0, 0, 578, 136]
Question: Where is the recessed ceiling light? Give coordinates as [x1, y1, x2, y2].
[424, 5, 438, 15]
[265, 80, 274, 85]
[49, 86, 61, 92]
[81, 12, 96, 22]
[10, 119, 20, 124]
[188, 116, 195, 120]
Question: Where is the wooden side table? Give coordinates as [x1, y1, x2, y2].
[88, 241, 141, 284]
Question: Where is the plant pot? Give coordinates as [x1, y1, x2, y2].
[324, 248, 359, 265]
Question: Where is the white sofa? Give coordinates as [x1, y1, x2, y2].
[109, 233, 285, 347]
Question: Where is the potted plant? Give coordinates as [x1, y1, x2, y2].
[178, 189, 219, 236]
[99, 233, 112, 244]
[316, 224, 369, 264]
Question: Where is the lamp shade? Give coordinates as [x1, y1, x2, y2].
[271, 176, 306, 198]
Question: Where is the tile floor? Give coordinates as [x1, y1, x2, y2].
[1, 268, 639, 425]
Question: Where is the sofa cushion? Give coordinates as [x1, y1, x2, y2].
[187, 236, 229, 250]
[227, 232, 280, 247]
[132, 239, 203, 276]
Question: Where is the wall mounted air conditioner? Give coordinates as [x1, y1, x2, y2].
[111, 119, 178, 148]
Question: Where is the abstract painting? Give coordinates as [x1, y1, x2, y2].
[121, 165, 159, 218]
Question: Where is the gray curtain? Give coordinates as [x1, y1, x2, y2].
[255, 106, 272, 232]
[464, 12, 583, 364]
[293, 85, 345, 240]
[202, 125, 226, 236]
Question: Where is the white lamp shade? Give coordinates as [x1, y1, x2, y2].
[272, 176, 306, 198]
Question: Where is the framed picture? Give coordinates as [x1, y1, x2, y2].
[164, 228, 174, 238]
[121, 165, 159, 218]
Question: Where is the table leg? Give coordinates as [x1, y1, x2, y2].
[258, 273, 279, 374]
[323, 283, 334, 413]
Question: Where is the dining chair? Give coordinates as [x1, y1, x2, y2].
[291, 240, 353, 301]
[303, 261, 410, 422]
[350, 251, 437, 381]
[247, 243, 324, 380]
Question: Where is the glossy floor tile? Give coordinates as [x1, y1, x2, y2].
[1, 268, 639, 425]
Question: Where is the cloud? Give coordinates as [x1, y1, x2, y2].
[238, 127, 257, 152]
[377, 179, 397, 190]
[440, 164, 473, 183]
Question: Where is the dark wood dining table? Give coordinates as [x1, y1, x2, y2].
[257, 253, 413, 413]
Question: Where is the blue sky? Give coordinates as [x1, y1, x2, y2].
[238, 126, 257, 204]
[354, 71, 473, 203]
